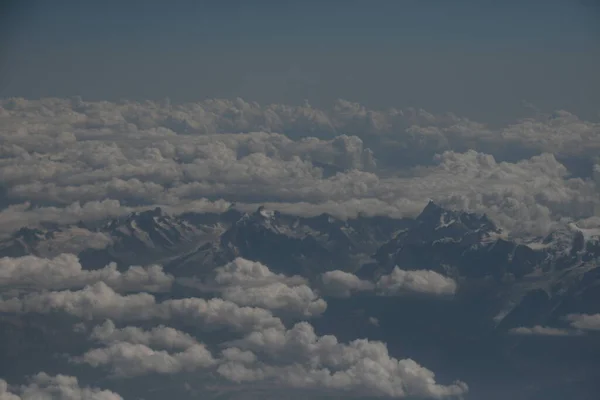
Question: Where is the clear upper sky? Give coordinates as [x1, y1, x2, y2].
[1, 0, 599, 123]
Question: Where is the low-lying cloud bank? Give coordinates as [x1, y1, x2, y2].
[0, 255, 469, 398]
[0, 253, 173, 293]
[566, 313, 600, 331]
[0, 97, 598, 239]
[180, 258, 327, 317]
[508, 325, 582, 337]
[0, 373, 123, 400]
[320, 267, 457, 298]
[219, 321, 468, 399]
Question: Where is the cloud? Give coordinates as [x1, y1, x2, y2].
[204, 258, 327, 317]
[376, 267, 457, 297]
[0, 270, 465, 397]
[320, 268, 457, 298]
[0, 253, 173, 292]
[1, 98, 598, 238]
[219, 321, 468, 399]
[0, 281, 283, 332]
[566, 313, 600, 331]
[508, 325, 581, 337]
[75, 320, 216, 377]
[0, 373, 123, 400]
[213, 258, 307, 287]
[159, 296, 284, 332]
[320, 270, 375, 298]
[90, 319, 199, 350]
[75, 341, 215, 377]
[0, 281, 158, 320]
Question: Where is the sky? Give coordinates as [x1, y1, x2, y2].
[1, 0, 599, 124]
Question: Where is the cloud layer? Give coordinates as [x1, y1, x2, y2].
[320, 267, 457, 298]
[220, 321, 468, 398]
[566, 313, 600, 331]
[0, 259, 468, 398]
[0, 97, 598, 238]
[508, 325, 581, 337]
[0, 373, 123, 400]
[0, 254, 173, 293]
[2, 96, 597, 399]
[187, 258, 327, 317]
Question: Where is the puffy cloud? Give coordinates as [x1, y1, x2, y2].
[75, 341, 215, 377]
[508, 325, 581, 337]
[320, 268, 457, 298]
[0, 282, 158, 320]
[0, 253, 173, 292]
[1, 98, 598, 238]
[90, 319, 198, 350]
[159, 296, 284, 333]
[75, 320, 216, 377]
[566, 313, 600, 331]
[0, 281, 283, 332]
[210, 258, 327, 317]
[219, 322, 468, 399]
[0, 373, 122, 400]
[220, 284, 327, 318]
[376, 267, 457, 297]
[320, 270, 375, 298]
[213, 258, 307, 287]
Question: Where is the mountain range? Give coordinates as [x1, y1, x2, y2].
[1, 202, 599, 399]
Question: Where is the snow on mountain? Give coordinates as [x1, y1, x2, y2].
[167, 205, 410, 278]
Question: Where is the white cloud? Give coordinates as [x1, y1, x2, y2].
[213, 258, 307, 287]
[0, 282, 283, 332]
[0, 253, 173, 293]
[75, 320, 216, 377]
[159, 296, 284, 332]
[219, 321, 468, 399]
[75, 341, 215, 377]
[566, 313, 600, 331]
[0, 281, 158, 320]
[320, 268, 457, 298]
[210, 258, 327, 317]
[0, 373, 123, 400]
[0, 98, 598, 239]
[90, 319, 199, 350]
[320, 270, 375, 298]
[508, 325, 581, 336]
[376, 267, 457, 297]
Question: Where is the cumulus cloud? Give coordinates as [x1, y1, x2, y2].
[320, 268, 457, 298]
[75, 341, 215, 377]
[159, 296, 284, 332]
[90, 319, 199, 350]
[0, 253, 173, 292]
[0, 98, 598, 238]
[508, 325, 581, 337]
[0, 373, 122, 400]
[205, 258, 327, 317]
[0, 281, 158, 320]
[566, 313, 600, 331]
[0, 281, 283, 332]
[376, 267, 457, 296]
[320, 270, 375, 298]
[219, 321, 468, 399]
[75, 320, 215, 377]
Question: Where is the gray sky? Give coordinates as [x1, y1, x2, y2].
[1, 0, 599, 124]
